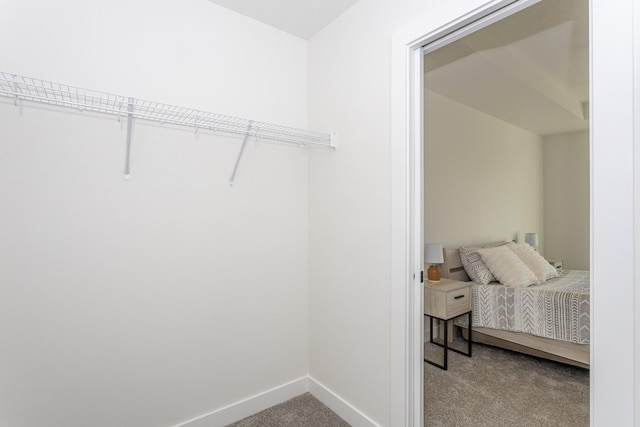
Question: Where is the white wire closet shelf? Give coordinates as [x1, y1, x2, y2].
[0, 72, 336, 184]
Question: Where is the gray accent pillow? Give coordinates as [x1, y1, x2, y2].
[459, 246, 495, 284]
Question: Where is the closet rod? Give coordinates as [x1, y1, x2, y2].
[0, 72, 337, 149]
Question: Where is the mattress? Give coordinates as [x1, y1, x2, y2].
[457, 270, 590, 344]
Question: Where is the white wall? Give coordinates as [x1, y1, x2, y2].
[591, 0, 637, 423]
[1, 0, 308, 126]
[308, 1, 502, 425]
[424, 90, 544, 248]
[424, 89, 588, 267]
[543, 131, 590, 270]
[0, 1, 310, 426]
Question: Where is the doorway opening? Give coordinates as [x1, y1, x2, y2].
[392, 0, 637, 425]
[422, 0, 590, 424]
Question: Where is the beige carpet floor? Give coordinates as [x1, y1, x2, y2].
[424, 338, 589, 427]
[226, 340, 589, 426]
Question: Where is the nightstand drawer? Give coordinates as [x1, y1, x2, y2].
[446, 287, 471, 316]
[424, 278, 472, 320]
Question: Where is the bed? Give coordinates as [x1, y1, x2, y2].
[441, 243, 590, 369]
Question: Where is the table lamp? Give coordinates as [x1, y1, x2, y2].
[425, 243, 444, 283]
[525, 232, 539, 249]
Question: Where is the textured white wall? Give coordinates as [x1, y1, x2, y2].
[0, 1, 310, 426]
[543, 131, 590, 270]
[424, 90, 544, 249]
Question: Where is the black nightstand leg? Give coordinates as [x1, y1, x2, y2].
[468, 311, 472, 357]
[449, 312, 473, 358]
[425, 311, 472, 370]
[424, 315, 449, 370]
[443, 318, 448, 370]
[429, 316, 434, 343]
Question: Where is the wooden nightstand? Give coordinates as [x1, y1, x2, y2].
[424, 278, 472, 370]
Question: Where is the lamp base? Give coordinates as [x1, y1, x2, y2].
[427, 265, 441, 283]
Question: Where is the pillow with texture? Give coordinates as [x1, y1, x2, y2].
[508, 242, 559, 283]
[459, 247, 495, 284]
[477, 246, 540, 288]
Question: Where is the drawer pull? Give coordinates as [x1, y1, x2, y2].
[454, 295, 464, 300]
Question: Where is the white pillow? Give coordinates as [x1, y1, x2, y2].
[477, 246, 540, 288]
[507, 242, 559, 283]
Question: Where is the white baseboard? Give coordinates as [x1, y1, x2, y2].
[308, 378, 382, 427]
[176, 376, 381, 427]
[176, 377, 308, 427]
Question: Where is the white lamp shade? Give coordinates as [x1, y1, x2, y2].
[524, 233, 539, 247]
[425, 243, 444, 264]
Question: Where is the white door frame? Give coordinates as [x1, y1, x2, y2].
[391, 0, 638, 425]
[391, 2, 540, 425]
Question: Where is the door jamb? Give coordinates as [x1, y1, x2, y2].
[391, 1, 544, 425]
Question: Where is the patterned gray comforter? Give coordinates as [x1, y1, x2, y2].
[457, 270, 590, 344]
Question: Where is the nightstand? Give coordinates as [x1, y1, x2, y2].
[424, 278, 472, 370]
[547, 259, 563, 272]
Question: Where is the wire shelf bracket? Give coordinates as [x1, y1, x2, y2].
[229, 121, 253, 187]
[124, 97, 134, 180]
[0, 72, 337, 184]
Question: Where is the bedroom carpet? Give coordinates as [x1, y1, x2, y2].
[225, 340, 589, 427]
[424, 338, 590, 427]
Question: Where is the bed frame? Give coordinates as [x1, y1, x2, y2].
[442, 247, 590, 369]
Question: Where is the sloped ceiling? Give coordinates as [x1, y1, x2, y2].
[207, 0, 588, 136]
[207, 0, 359, 40]
[425, 0, 589, 136]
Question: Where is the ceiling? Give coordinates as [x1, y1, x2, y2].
[425, 0, 589, 136]
[207, 0, 359, 40]
[207, 0, 588, 136]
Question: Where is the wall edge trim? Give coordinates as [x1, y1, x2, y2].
[176, 375, 380, 427]
[176, 377, 309, 427]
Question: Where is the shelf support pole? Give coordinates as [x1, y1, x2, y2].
[12, 74, 18, 106]
[329, 133, 338, 150]
[229, 121, 254, 186]
[124, 97, 134, 179]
